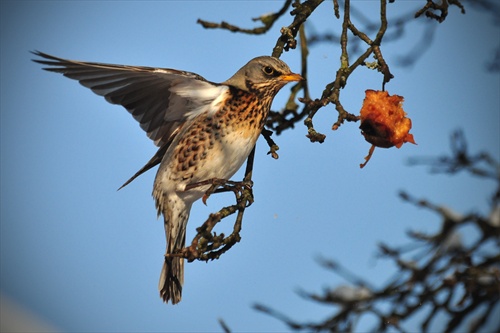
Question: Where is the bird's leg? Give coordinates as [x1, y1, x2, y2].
[184, 178, 253, 204]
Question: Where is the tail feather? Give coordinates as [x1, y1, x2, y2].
[156, 193, 191, 304]
[118, 143, 169, 191]
[159, 256, 184, 304]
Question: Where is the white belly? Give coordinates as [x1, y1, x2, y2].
[155, 127, 259, 205]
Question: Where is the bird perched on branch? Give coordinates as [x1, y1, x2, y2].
[32, 51, 302, 304]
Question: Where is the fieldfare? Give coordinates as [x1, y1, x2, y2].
[32, 51, 303, 304]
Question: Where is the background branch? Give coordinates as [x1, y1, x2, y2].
[253, 129, 500, 332]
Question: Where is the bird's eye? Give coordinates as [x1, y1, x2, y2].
[262, 66, 275, 76]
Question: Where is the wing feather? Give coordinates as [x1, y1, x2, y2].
[32, 50, 224, 147]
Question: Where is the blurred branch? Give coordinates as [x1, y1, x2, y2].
[415, 0, 465, 22]
[407, 130, 500, 181]
[462, 0, 500, 72]
[254, 131, 500, 331]
[218, 318, 232, 333]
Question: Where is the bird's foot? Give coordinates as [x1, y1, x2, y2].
[185, 178, 253, 205]
[205, 179, 253, 205]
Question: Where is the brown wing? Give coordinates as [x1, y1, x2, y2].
[32, 51, 226, 187]
[32, 50, 220, 147]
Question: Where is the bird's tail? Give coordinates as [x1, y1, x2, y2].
[157, 196, 191, 304]
[159, 255, 184, 304]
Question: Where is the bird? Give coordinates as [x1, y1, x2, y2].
[32, 51, 303, 304]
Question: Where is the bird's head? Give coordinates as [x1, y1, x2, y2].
[223, 56, 303, 94]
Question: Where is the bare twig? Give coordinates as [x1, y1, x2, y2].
[197, 0, 293, 34]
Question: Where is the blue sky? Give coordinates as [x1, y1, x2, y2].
[1, 1, 499, 331]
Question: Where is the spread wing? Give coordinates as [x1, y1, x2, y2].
[32, 50, 227, 187]
[32, 50, 223, 147]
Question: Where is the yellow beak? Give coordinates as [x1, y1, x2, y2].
[279, 72, 304, 82]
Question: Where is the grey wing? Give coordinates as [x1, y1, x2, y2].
[32, 50, 220, 147]
[32, 51, 227, 188]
